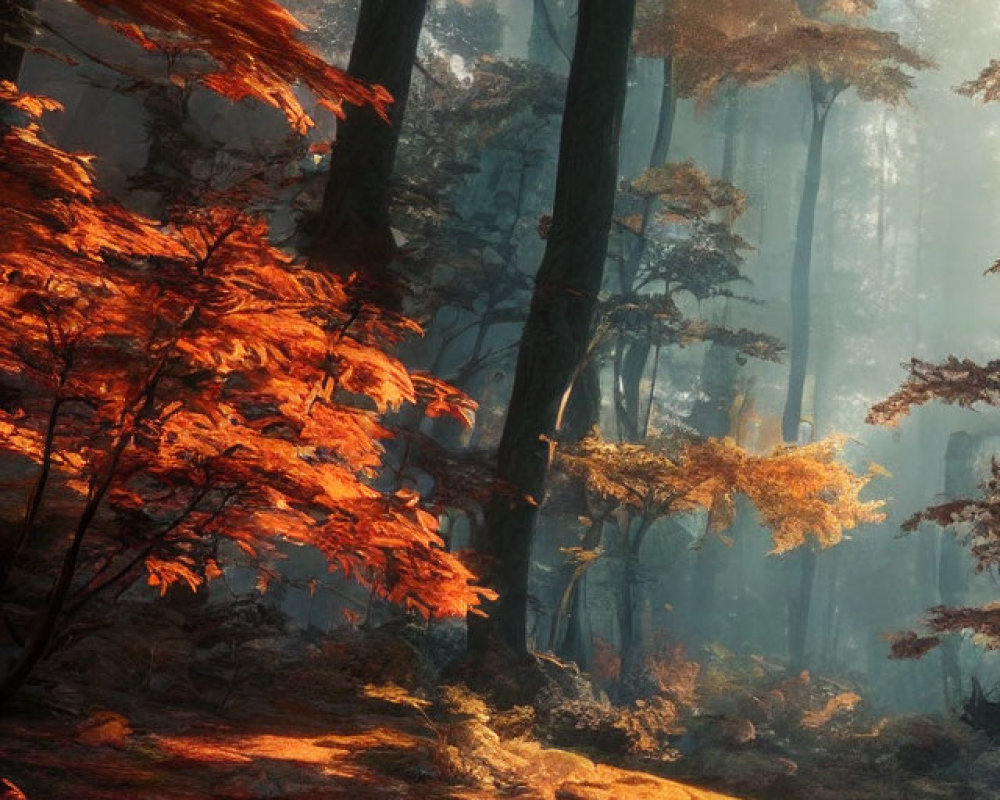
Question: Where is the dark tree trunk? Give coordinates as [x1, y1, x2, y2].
[468, 0, 636, 655]
[787, 545, 817, 673]
[309, 0, 426, 280]
[618, 516, 653, 679]
[0, 0, 32, 83]
[554, 519, 604, 664]
[940, 431, 976, 707]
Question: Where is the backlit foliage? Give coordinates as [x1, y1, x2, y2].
[958, 60, 1000, 104]
[873, 374, 1000, 659]
[799, 691, 860, 727]
[0, 779, 27, 800]
[872, 199, 1000, 657]
[819, 0, 876, 16]
[627, 161, 746, 220]
[73, 0, 393, 132]
[556, 435, 884, 553]
[0, 82, 491, 621]
[634, 0, 931, 105]
[867, 357, 1000, 426]
[881, 461, 1000, 657]
[604, 160, 781, 390]
[885, 630, 941, 660]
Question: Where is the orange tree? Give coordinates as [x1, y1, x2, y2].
[552, 433, 885, 678]
[0, 1, 489, 705]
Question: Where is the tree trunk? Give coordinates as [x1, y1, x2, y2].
[781, 95, 828, 445]
[781, 73, 833, 674]
[787, 545, 817, 673]
[0, 0, 32, 83]
[554, 520, 604, 664]
[309, 0, 426, 279]
[616, 58, 676, 442]
[940, 431, 975, 707]
[468, 0, 636, 655]
[528, 0, 569, 70]
[618, 516, 653, 679]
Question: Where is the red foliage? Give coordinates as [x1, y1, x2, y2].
[75, 0, 393, 132]
[0, 80, 491, 623]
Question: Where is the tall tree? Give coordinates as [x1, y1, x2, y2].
[640, 0, 929, 670]
[468, 0, 637, 655]
[309, 0, 427, 280]
[778, 0, 928, 672]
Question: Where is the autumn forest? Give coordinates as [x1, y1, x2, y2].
[3, 1, 1000, 798]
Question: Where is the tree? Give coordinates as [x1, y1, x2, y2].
[0, 1, 490, 706]
[640, 0, 929, 670]
[552, 434, 884, 680]
[608, 161, 769, 442]
[308, 0, 427, 285]
[467, 0, 637, 656]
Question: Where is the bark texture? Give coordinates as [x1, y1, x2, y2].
[310, 0, 426, 278]
[469, 0, 636, 655]
[781, 70, 841, 673]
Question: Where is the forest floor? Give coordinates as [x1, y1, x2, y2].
[0, 690, 740, 799]
[1, 600, 997, 799]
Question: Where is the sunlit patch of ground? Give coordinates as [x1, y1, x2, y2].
[0, 699, 742, 800]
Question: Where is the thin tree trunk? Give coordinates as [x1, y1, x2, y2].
[0, 0, 31, 83]
[782, 72, 837, 674]
[468, 0, 636, 656]
[617, 57, 676, 441]
[554, 520, 603, 663]
[619, 516, 653, 679]
[787, 545, 817, 674]
[781, 94, 828, 444]
[528, 0, 570, 68]
[310, 0, 427, 280]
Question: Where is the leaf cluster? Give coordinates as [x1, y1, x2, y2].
[957, 60, 1000, 104]
[0, 83, 491, 620]
[866, 356, 1000, 426]
[635, 0, 931, 106]
[74, 0, 393, 132]
[555, 434, 885, 553]
[626, 161, 746, 221]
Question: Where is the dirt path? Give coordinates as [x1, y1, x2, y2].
[0, 701, 740, 800]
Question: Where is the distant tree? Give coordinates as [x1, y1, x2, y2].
[553, 434, 884, 680]
[872, 54, 1000, 663]
[640, 0, 929, 670]
[607, 161, 769, 442]
[467, 0, 637, 656]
